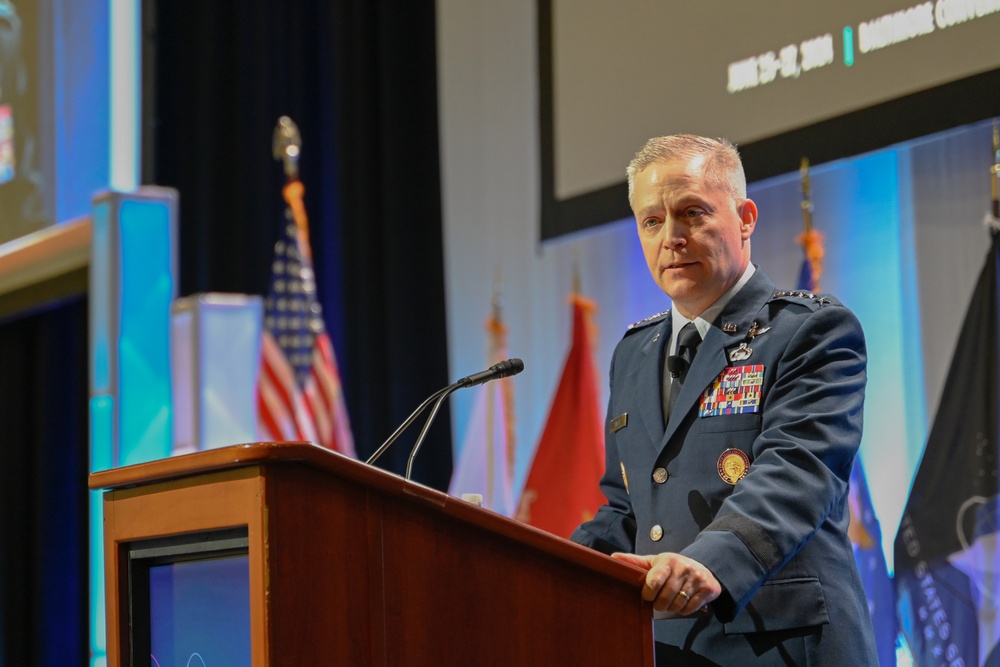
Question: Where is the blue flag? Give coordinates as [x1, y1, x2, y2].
[894, 231, 1000, 667]
[849, 460, 899, 667]
[798, 252, 898, 665]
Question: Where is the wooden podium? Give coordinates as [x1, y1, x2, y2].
[89, 442, 654, 666]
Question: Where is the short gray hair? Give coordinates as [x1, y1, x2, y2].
[626, 134, 746, 207]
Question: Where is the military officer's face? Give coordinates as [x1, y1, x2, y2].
[631, 157, 757, 319]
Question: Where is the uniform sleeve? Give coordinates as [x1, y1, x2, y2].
[681, 303, 866, 622]
[570, 345, 637, 555]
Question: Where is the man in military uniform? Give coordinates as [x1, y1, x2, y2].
[571, 135, 878, 665]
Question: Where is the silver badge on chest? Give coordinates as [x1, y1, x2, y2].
[726, 321, 772, 363]
[728, 342, 753, 362]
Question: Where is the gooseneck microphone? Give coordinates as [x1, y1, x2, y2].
[365, 358, 525, 481]
[456, 357, 524, 388]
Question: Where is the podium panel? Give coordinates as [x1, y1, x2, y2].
[90, 442, 654, 666]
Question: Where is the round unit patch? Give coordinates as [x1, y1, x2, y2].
[717, 448, 750, 485]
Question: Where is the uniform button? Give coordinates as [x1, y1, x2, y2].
[650, 525, 664, 541]
[652, 467, 668, 484]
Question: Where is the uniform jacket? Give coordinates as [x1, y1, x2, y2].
[571, 268, 879, 666]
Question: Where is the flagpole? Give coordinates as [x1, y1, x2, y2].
[492, 263, 504, 327]
[800, 157, 813, 234]
[272, 117, 315, 265]
[273, 116, 302, 181]
[571, 244, 581, 296]
[798, 157, 823, 291]
[991, 120, 999, 223]
[490, 265, 516, 488]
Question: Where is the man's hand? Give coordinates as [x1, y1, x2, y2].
[612, 552, 722, 617]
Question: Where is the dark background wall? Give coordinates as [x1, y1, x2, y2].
[0, 1, 450, 663]
[144, 0, 452, 482]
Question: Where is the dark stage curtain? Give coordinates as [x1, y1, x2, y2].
[0, 298, 89, 666]
[145, 0, 453, 487]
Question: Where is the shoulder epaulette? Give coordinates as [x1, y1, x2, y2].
[627, 309, 669, 331]
[769, 290, 836, 307]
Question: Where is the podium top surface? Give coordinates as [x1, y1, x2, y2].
[89, 441, 647, 589]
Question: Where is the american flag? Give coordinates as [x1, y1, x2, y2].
[256, 181, 356, 457]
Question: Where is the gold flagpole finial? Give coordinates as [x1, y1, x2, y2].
[800, 157, 813, 233]
[273, 116, 310, 262]
[273, 116, 302, 181]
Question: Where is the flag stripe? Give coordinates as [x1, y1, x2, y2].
[314, 333, 355, 456]
[260, 333, 300, 417]
[258, 332, 306, 440]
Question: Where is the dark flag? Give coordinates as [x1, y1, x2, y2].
[894, 230, 1000, 666]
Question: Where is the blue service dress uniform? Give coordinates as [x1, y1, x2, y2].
[571, 267, 879, 666]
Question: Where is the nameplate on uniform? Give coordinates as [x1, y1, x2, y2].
[699, 365, 764, 417]
[610, 413, 628, 432]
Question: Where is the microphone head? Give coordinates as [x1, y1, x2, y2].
[666, 355, 687, 378]
[491, 358, 524, 379]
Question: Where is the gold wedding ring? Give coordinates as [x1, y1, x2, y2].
[678, 590, 689, 599]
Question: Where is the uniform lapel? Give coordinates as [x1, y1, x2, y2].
[659, 268, 776, 449]
[622, 317, 672, 450]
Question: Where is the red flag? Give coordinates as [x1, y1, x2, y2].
[449, 309, 516, 515]
[256, 181, 356, 457]
[516, 295, 605, 538]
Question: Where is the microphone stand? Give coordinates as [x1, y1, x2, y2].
[365, 358, 524, 479]
[365, 385, 451, 467]
[405, 384, 463, 481]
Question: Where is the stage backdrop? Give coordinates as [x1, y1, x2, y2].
[437, 0, 993, 582]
